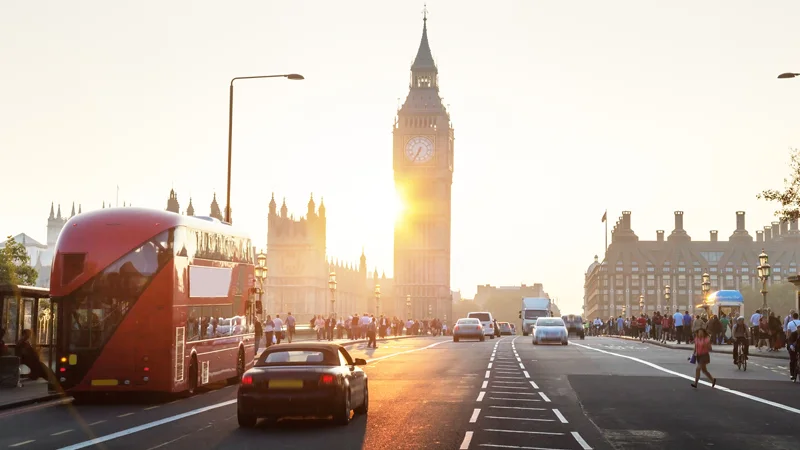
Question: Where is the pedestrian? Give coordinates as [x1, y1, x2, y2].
[254, 318, 263, 355]
[786, 312, 800, 381]
[285, 312, 296, 343]
[367, 317, 377, 348]
[691, 328, 716, 389]
[263, 315, 274, 348]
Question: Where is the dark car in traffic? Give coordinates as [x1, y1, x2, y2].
[237, 343, 368, 427]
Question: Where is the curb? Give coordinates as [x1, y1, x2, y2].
[611, 336, 790, 360]
[0, 393, 67, 412]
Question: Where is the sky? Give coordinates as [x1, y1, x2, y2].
[2, 1, 799, 315]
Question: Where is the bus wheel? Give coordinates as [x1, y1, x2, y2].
[188, 357, 198, 395]
[230, 349, 245, 384]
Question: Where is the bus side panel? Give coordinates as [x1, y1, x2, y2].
[74, 264, 173, 392]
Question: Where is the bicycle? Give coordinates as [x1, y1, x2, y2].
[736, 340, 747, 371]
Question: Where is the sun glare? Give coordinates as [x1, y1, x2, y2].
[392, 190, 406, 224]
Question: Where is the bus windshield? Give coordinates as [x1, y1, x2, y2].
[56, 229, 174, 352]
[524, 310, 548, 320]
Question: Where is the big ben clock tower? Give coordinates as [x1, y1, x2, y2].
[393, 11, 454, 321]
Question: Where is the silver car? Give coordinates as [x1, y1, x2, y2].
[532, 317, 568, 345]
[453, 318, 485, 342]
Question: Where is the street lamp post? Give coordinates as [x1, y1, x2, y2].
[757, 250, 771, 313]
[224, 73, 304, 224]
[328, 271, 337, 317]
[253, 251, 268, 321]
[428, 304, 432, 319]
[406, 294, 411, 319]
[374, 284, 381, 317]
[664, 285, 671, 313]
[639, 294, 644, 314]
[701, 271, 711, 313]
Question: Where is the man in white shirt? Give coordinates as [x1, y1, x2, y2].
[673, 311, 684, 344]
[285, 313, 296, 343]
[750, 310, 762, 346]
[785, 312, 800, 381]
[273, 315, 284, 345]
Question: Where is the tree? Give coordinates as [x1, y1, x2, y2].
[739, 283, 797, 316]
[0, 235, 38, 286]
[758, 148, 800, 220]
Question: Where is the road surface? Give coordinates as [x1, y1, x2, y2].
[1, 336, 798, 449]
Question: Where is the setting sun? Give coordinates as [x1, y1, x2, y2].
[392, 189, 406, 224]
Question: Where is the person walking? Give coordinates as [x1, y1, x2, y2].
[263, 315, 274, 348]
[691, 328, 716, 389]
[285, 312, 296, 343]
[254, 318, 263, 355]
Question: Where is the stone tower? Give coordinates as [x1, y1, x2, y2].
[166, 189, 180, 213]
[392, 11, 454, 320]
[47, 202, 67, 247]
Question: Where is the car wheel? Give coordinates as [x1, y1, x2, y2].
[453, 337, 459, 342]
[561, 341, 568, 346]
[237, 408, 257, 428]
[480, 336, 485, 342]
[333, 390, 351, 425]
[490, 335, 495, 339]
[355, 382, 368, 415]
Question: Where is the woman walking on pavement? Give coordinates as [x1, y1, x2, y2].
[691, 328, 717, 389]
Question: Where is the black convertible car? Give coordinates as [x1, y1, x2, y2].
[237, 343, 368, 427]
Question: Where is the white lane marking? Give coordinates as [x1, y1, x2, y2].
[572, 431, 593, 449]
[478, 445, 571, 450]
[477, 392, 486, 402]
[482, 381, 488, 389]
[493, 381, 525, 385]
[485, 416, 554, 422]
[486, 429, 563, 436]
[490, 386, 527, 389]
[530, 381, 539, 389]
[485, 371, 491, 378]
[88, 420, 106, 426]
[523, 371, 530, 378]
[571, 342, 800, 415]
[495, 376, 521, 379]
[539, 392, 551, 402]
[493, 391, 538, 396]
[553, 409, 568, 423]
[144, 405, 160, 410]
[488, 363, 493, 369]
[490, 357, 495, 362]
[51, 429, 73, 436]
[495, 370, 520, 374]
[490, 406, 546, 411]
[489, 397, 541, 402]
[117, 413, 134, 418]
[10, 441, 35, 447]
[60, 335, 452, 450]
[470, 408, 481, 423]
[460, 431, 474, 450]
[516, 357, 522, 362]
[518, 363, 525, 368]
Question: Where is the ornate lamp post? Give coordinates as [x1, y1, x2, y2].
[701, 271, 711, 313]
[374, 284, 381, 317]
[328, 271, 337, 316]
[757, 250, 771, 313]
[622, 305, 627, 317]
[639, 294, 644, 314]
[664, 285, 671, 313]
[428, 304, 433, 319]
[253, 251, 268, 321]
[406, 294, 412, 319]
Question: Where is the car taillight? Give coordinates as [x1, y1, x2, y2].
[490, 323, 494, 328]
[241, 375, 253, 385]
[320, 374, 336, 385]
[454, 325, 460, 332]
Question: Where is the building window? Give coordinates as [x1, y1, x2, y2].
[741, 267, 749, 273]
[725, 267, 733, 273]
[678, 267, 686, 273]
[632, 277, 640, 287]
[615, 275, 624, 287]
[775, 275, 783, 282]
[663, 267, 670, 273]
[646, 275, 655, 287]
[741, 275, 750, 284]
[693, 275, 701, 287]
[774, 267, 782, 273]
[701, 252, 724, 263]
[647, 266, 655, 272]
[678, 275, 687, 288]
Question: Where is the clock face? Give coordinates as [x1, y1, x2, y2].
[405, 136, 434, 163]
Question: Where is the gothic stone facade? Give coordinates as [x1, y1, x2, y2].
[392, 14, 454, 322]
[584, 210, 800, 319]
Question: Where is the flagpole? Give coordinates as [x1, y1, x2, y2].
[605, 210, 608, 253]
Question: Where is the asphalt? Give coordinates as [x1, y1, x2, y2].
[1, 335, 799, 449]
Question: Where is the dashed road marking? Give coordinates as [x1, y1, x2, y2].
[518, 363, 525, 368]
[539, 392, 551, 402]
[459, 431, 473, 450]
[88, 420, 106, 426]
[523, 371, 530, 378]
[572, 431, 593, 449]
[482, 380, 488, 388]
[490, 386, 527, 390]
[553, 409, 568, 423]
[489, 405, 546, 411]
[477, 391, 486, 402]
[485, 371, 491, 378]
[117, 413, 134, 418]
[144, 405, 160, 410]
[485, 429, 563, 436]
[51, 429, 73, 436]
[494, 380, 525, 385]
[493, 392, 538, 396]
[470, 408, 482, 423]
[10, 440, 35, 447]
[485, 416, 555, 422]
[529, 381, 539, 389]
[489, 397, 541, 402]
[488, 363, 493, 369]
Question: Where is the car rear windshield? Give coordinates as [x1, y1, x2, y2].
[255, 349, 338, 367]
[537, 319, 565, 327]
[468, 313, 491, 322]
[457, 319, 480, 324]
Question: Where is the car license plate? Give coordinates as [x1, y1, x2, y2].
[269, 379, 303, 389]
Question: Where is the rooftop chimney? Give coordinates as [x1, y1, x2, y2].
[781, 219, 789, 236]
[622, 211, 631, 230]
[792, 218, 799, 232]
[710, 230, 718, 242]
[736, 211, 745, 231]
[764, 226, 772, 241]
[657, 230, 665, 242]
[674, 211, 684, 230]
[772, 222, 780, 238]
[756, 230, 764, 243]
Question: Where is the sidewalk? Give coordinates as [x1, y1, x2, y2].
[612, 335, 790, 360]
[0, 333, 430, 411]
[254, 333, 423, 358]
[0, 379, 64, 411]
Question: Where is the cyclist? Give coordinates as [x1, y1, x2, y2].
[732, 316, 750, 366]
[786, 312, 800, 381]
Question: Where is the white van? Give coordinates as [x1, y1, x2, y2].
[467, 311, 496, 339]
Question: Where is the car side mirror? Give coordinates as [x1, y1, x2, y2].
[353, 358, 367, 366]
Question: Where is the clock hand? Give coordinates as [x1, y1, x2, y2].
[414, 147, 423, 161]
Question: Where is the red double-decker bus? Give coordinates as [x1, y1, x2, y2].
[51, 208, 257, 397]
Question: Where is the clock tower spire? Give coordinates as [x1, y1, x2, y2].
[393, 10, 454, 322]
